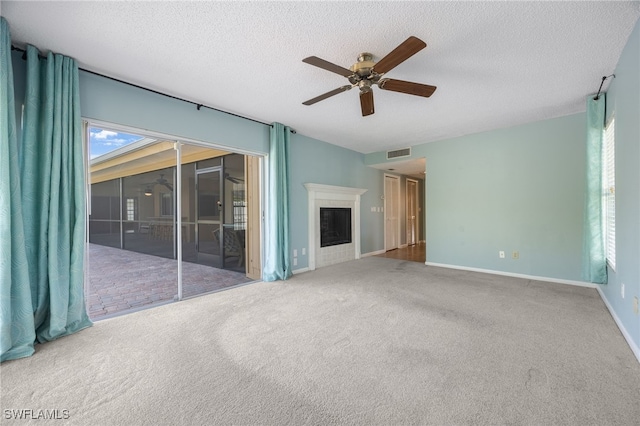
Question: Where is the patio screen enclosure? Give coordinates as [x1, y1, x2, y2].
[87, 127, 260, 318]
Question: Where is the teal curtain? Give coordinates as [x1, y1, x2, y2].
[581, 94, 607, 284]
[1, 17, 36, 362]
[1, 20, 92, 362]
[263, 123, 292, 281]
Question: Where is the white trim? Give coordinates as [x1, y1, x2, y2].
[424, 262, 597, 288]
[292, 267, 310, 275]
[406, 178, 419, 246]
[258, 155, 265, 281]
[384, 174, 401, 251]
[596, 287, 640, 364]
[175, 142, 183, 300]
[303, 183, 368, 197]
[362, 249, 386, 258]
[304, 183, 367, 271]
[399, 243, 408, 249]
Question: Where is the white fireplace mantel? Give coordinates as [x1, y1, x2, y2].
[304, 183, 367, 271]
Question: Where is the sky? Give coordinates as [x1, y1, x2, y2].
[89, 127, 143, 159]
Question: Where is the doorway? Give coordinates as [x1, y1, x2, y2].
[384, 174, 400, 251]
[406, 178, 419, 246]
[195, 166, 223, 267]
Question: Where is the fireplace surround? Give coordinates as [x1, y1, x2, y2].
[304, 183, 367, 270]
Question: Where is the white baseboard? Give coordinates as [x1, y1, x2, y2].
[595, 287, 640, 364]
[292, 267, 310, 275]
[424, 262, 597, 288]
[362, 249, 386, 258]
[399, 243, 408, 249]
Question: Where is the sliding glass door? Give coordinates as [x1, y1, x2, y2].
[195, 167, 223, 268]
[180, 154, 251, 298]
[88, 136, 178, 319]
[87, 126, 259, 317]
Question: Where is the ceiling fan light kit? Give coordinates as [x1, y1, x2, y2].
[302, 36, 437, 117]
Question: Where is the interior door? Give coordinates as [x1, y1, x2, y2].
[384, 175, 400, 251]
[196, 167, 223, 267]
[407, 179, 418, 246]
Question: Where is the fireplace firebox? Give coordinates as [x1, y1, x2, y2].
[320, 207, 352, 247]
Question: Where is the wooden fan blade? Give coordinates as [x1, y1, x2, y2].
[302, 56, 354, 77]
[360, 90, 374, 116]
[378, 78, 437, 97]
[373, 36, 427, 75]
[303, 85, 352, 106]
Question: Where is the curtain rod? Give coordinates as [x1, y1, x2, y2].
[593, 74, 615, 101]
[10, 44, 297, 132]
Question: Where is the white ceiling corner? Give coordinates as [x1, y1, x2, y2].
[2, 1, 639, 163]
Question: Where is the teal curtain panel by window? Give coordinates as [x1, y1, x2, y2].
[21, 45, 92, 342]
[581, 95, 607, 284]
[0, 17, 37, 362]
[1, 18, 92, 362]
[263, 123, 292, 281]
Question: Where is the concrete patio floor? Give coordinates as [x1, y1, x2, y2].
[87, 243, 254, 320]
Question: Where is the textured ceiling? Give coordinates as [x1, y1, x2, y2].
[3, 1, 639, 157]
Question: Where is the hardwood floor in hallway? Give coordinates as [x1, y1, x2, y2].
[375, 242, 426, 263]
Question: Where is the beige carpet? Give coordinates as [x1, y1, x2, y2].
[2, 257, 639, 425]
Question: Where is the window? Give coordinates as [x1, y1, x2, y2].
[232, 183, 247, 230]
[126, 198, 136, 221]
[161, 192, 173, 217]
[603, 116, 615, 269]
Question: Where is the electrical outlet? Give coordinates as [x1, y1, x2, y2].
[512, 251, 519, 260]
[293, 249, 298, 257]
[499, 251, 505, 259]
[633, 296, 638, 315]
[621, 283, 625, 299]
[302, 248, 306, 256]
[293, 257, 298, 266]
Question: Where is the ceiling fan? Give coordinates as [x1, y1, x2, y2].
[224, 173, 244, 184]
[143, 174, 173, 194]
[302, 36, 437, 116]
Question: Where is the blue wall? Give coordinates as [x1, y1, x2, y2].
[79, 71, 270, 155]
[367, 113, 587, 281]
[289, 133, 385, 270]
[601, 19, 640, 354]
[10, 51, 25, 142]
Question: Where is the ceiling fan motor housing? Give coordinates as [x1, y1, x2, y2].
[349, 52, 381, 86]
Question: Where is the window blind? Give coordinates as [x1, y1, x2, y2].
[603, 117, 616, 269]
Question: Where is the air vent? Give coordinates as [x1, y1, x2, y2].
[386, 147, 411, 160]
